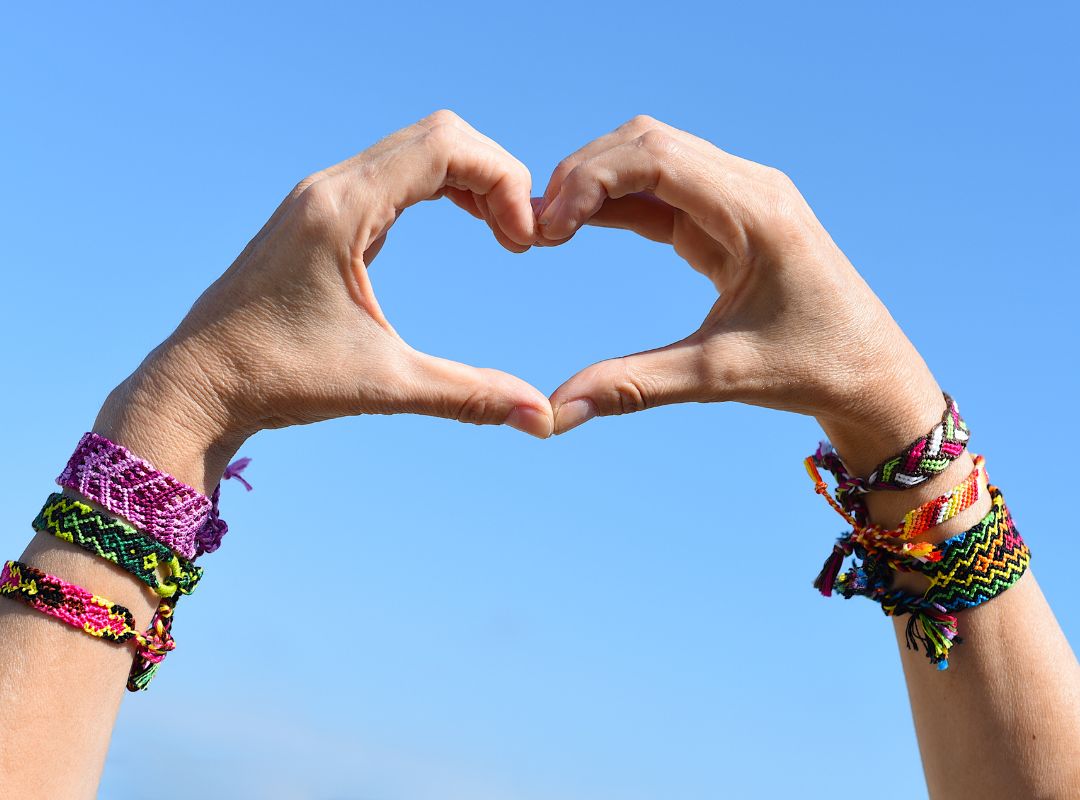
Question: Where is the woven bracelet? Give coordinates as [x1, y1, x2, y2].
[826, 484, 1029, 669]
[810, 394, 971, 523]
[33, 493, 203, 599]
[807, 454, 985, 596]
[57, 432, 251, 559]
[864, 394, 970, 491]
[0, 560, 175, 689]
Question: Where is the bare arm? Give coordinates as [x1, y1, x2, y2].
[0, 110, 555, 797]
[536, 115, 1080, 798]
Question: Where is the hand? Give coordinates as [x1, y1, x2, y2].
[535, 115, 943, 469]
[98, 111, 555, 490]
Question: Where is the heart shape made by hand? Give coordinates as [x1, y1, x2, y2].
[125, 110, 932, 489]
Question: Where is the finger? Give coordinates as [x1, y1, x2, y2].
[444, 187, 483, 220]
[373, 119, 535, 247]
[401, 350, 554, 438]
[539, 115, 719, 215]
[251, 112, 468, 255]
[461, 190, 530, 253]
[549, 337, 715, 435]
[320, 110, 466, 184]
[537, 131, 752, 255]
[553, 193, 676, 244]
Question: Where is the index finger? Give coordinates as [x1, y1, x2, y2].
[374, 120, 536, 247]
[537, 128, 753, 257]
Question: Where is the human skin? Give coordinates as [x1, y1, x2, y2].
[1, 111, 1078, 798]
[534, 115, 1080, 797]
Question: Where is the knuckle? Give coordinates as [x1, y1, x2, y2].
[423, 121, 458, 150]
[289, 174, 318, 200]
[625, 114, 658, 133]
[611, 380, 647, 415]
[424, 108, 462, 127]
[454, 387, 494, 425]
[638, 128, 677, 158]
[291, 179, 339, 233]
[763, 165, 796, 190]
[551, 156, 578, 184]
[599, 360, 649, 415]
[562, 161, 592, 192]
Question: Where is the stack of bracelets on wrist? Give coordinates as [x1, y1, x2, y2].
[806, 394, 1030, 669]
[0, 433, 250, 691]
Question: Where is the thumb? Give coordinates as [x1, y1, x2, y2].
[401, 350, 554, 439]
[549, 337, 715, 435]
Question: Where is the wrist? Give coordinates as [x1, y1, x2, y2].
[93, 345, 247, 494]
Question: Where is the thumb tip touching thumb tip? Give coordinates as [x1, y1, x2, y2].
[504, 405, 554, 439]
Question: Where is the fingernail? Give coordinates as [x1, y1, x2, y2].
[538, 195, 562, 227]
[504, 406, 553, 439]
[555, 399, 597, 434]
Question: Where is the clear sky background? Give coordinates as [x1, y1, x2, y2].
[2, 3, 1078, 798]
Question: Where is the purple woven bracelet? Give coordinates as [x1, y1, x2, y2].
[56, 432, 251, 560]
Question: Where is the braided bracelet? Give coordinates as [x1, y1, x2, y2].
[807, 454, 985, 596]
[810, 395, 971, 519]
[57, 432, 251, 559]
[824, 484, 1029, 669]
[33, 493, 203, 599]
[0, 560, 175, 689]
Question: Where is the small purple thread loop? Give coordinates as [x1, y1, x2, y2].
[197, 457, 254, 555]
[223, 457, 253, 491]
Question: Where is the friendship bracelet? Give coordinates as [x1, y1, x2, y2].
[863, 394, 970, 491]
[33, 493, 203, 599]
[0, 560, 176, 687]
[29, 495, 203, 690]
[919, 486, 1029, 611]
[866, 394, 970, 491]
[57, 432, 251, 559]
[809, 395, 971, 520]
[807, 454, 985, 596]
[900, 455, 982, 538]
[826, 484, 1029, 669]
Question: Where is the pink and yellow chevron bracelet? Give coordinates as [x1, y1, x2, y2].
[0, 560, 174, 665]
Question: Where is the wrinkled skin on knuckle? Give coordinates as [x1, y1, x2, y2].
[454, 386, 497, 425]
[591, 360, 649, 415]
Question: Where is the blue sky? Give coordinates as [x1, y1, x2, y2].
[2, 3, 1078, 798]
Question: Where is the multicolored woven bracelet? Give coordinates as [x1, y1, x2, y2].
[0, 560, 174, 689]
[57, 432, 251, 559]
[33, 493, 203, 599]
[920, 487, 1030, 612]
[810, 395, 971, 520]
[807, 454, 985, 596]
[819, 482, 1029, 669]
[863, 394, 970, 491]
[31, 494, 201, 689]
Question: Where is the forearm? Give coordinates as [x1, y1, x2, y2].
[818, 372, 1080, 798]
[0, 364, 236, 797]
